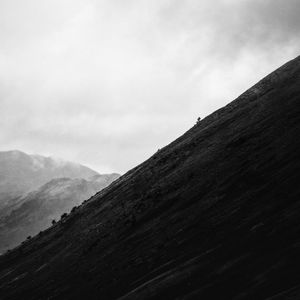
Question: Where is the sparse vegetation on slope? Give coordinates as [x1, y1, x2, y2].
[0, 175, 120, 253]
[0, 56, 299, 300]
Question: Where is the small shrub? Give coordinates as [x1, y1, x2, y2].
[71, 206, 77, 213]
[61, 213, 68, 219]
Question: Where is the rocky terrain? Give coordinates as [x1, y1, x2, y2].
[0, 56, 299, 299]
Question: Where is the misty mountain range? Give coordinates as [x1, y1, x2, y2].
[0, 150, 119, 253]
[0, 56, 299, 299]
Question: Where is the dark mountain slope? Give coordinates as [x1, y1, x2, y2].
[0, 56, 300, 299]
[0, 174, 120, 254]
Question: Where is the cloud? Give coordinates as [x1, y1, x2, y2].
[0, 0, 299, 173]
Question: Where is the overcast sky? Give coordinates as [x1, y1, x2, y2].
[0, 0, 299, 174]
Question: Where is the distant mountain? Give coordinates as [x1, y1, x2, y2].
[0, 174, 119, 253]
[0, 150, 120, 253]
[0, 150, 99, 215]
[0, 57, 299, 299]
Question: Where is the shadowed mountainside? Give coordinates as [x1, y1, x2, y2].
[0, 174, 120, 254]
[0, 56, 299, 299]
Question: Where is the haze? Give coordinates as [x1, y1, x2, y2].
[0, 0, 299, 173]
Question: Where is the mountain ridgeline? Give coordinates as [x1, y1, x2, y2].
[0, 151, 120, 253]
[0, 56, 300, 299]
[0, 174, 119, 253]
[0, 150, 99, 214]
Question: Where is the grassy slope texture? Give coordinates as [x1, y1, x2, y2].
[0, 56, 300, 300]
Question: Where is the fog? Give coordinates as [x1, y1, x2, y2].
[0, 0, 299, 173]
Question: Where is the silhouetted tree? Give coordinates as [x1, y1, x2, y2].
[71, 206, 77, 213]
[51, 219, 56, 225]
[61, 213, 68, 220]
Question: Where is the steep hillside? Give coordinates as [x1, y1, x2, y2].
[0, 56, 299, 299]
[0, 174, 120, 254]
[0, 150, 98, 214]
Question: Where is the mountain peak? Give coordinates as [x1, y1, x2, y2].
[0, 150, 100, 213]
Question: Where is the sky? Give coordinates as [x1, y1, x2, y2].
[0, 0, 299, 174]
